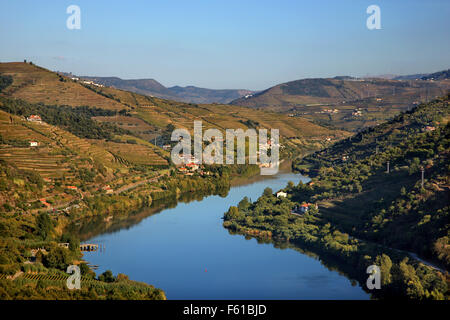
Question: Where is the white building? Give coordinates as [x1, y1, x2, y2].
[276, 191, 287, 198]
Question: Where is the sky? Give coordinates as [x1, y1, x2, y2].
[0, 0, 449, 90]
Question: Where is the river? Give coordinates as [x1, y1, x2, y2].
[81, 164, 370, 299]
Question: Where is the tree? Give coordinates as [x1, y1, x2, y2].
[225, 206, 240, 220]
[98, 270, 116, 283]
[43, 247, 70, 270]
[36, 212, 53, 240]
[263, 187, 273, 197]
[238, 197, 250, 211]
[375, 254, 392, 286]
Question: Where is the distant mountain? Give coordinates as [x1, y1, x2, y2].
[72, 75, 255, 104]
[167, 86, 255, 104]
[392, 69, 450, 80]
[230, 77, 447, 108]
[230, 74, 450, 131]
[393, 73, 429, 80]
[421, 69, 450, 80]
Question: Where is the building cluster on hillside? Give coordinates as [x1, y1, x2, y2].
[81, 80, 105, 87]
[26, 114, 42, 123]
[176, 156, 214, 176]
[70, 77, 105, 87]
[258, 140, 281, 151]
[321, 108, 339, 114]
[352, 109, 363, 117]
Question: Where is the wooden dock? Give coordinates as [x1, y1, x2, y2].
[80, 243, 99, 251]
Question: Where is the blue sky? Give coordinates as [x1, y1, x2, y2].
[0, 0, 449, 90]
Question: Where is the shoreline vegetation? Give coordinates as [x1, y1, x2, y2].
[0, 159, 262, 299]
[223, 95, 449, 300]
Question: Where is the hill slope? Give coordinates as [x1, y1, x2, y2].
[0, 63, 127, 111]
[1, 62, 349, 155]
[231, 75, 450, 131]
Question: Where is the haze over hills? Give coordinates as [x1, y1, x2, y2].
[230, 72, 450, 131]
[67, 74, 255, 104]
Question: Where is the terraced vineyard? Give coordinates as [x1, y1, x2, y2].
[91, 140, 168, 166]
[0, 62, 127, 111]
[0, 109, 130, 180]
[0, 62, 350, 156]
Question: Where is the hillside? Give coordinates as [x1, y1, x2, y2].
[0, 61, 353, 216]
[0, 63, 127, 111]
[292, 94, 449, 266]
[73, 75, 255, 104]
[224, 94, 449, 299]
[0, 62, 348, 156]
[230, 75, 450, 131]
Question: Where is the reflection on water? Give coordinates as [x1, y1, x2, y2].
[78, 163, 369, 299]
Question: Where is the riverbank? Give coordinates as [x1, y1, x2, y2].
[80, 168, 369, 299]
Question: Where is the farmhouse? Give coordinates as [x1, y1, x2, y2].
[276, 191, 287, 198]
[27, 115, 42, 122]
[102, 185, 114, 194]
[291, 203, 318, 215]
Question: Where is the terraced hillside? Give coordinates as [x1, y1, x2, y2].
[0, 63, 345, 146]
[0, 62, 349, 155]
[90, 140, 168, 166]
[0, 62, 127, 111]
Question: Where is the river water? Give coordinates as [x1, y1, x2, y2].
[82, 165, 369, 299]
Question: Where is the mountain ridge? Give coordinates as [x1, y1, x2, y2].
[67, 74, 255, 104]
